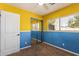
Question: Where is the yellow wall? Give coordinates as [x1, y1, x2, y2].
[43, 3, 79, 31]
[0, 3, 42, 31]
[1, 3, 79, 31]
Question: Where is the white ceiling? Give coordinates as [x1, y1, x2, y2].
[8, 3, 72, 15]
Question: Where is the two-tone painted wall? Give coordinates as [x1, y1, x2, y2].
[43, 3, 79, 31]
[31, 20, 42, 40]
[42, 3, 79, 54]
[1, 3, 79, 54]
[0, 3, 43, 48]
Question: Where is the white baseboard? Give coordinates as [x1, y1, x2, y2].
[44, 42, 79, 56]
[20, 45, 31, 50]
[32, 38, 41, 42]
[32, 38, 79, 55]
[32, 38, 37, 40]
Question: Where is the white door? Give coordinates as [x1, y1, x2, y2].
[5, 11, 20, 55]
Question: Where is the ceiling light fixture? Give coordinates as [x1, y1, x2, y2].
[38, 3, 44, 5]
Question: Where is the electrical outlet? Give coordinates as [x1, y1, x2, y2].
[62, 43, 64, 46]
[25, 42, 27, 45]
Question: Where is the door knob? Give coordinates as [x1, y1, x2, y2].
[17, 34, 20, 36]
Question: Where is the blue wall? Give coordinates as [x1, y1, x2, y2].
[20, 32, 31, 48]
[31, 31, 79, 54]
[43, 32, 79, 54]
[31, 31, 41, 40]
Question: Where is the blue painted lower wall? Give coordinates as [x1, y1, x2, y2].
[31, 31, 79, 54]
[20, 32, 31, 48]
[43, 32, 79, 54]
[31, 31, 41, 40]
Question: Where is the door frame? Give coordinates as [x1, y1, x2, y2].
[30, 17, 43, 43]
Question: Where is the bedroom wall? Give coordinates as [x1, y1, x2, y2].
[43, 3, 79, 54]
[0, 3, 43, 48]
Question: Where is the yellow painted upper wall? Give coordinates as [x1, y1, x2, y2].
[44, 3, 79, 20]
[1, 3, 79, 31]
[0, 3, 43, 31]
[43, 3, 79, 30]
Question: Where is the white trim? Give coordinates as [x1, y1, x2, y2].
[44, 42, 79, 56]
[20, 30, 30, 32]
[32, 30, 41, 31]
[43, 30, 79, 33]
[32, 38, 37, 40]
[32, 38, 41, 42]
[20, 45, 31, 50]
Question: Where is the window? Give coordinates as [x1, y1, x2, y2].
[48, 13, 79, 31]
[48, 18, 60, 31]
[32, 24, 36, 30]
[32, 23, 40, 31]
